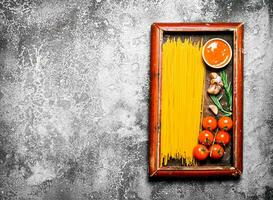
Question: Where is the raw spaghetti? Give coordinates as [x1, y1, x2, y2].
[160, 38, 205, 166]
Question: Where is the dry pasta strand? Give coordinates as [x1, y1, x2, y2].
[160, 38, 205, 166]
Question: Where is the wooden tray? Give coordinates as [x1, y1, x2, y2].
[149, 23, 243, 178]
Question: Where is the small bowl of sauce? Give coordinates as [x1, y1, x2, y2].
[202, 38, 232, 69]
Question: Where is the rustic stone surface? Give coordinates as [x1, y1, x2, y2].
[0, 0, 273, 199]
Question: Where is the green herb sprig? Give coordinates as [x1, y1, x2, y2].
[220, 71, 232, 111]
[210, 94, 232, 116]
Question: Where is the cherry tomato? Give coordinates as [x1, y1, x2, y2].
[193, 144, 209, 161]
[218, 116, 233, 131]
[198, 130, 214, 146]
[215, 131, 230, 145]
[202, 116, 217, 131]
[209, 144, 224, 159]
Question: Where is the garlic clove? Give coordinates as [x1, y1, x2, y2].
[209, 72, 218, 79]
[209, 105, 218, 115]
[214, 85, 222, 95]
[207, 84, 216, 94]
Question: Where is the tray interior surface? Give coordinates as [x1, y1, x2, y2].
[161, 31, 234, 167]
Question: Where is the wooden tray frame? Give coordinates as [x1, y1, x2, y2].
[149, 23, 244, 178]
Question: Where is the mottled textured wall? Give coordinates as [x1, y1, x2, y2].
[0, 0, 273, 199]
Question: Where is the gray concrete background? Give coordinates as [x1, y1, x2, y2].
[0, 0, 273, 199]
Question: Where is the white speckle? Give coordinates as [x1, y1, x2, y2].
[37, 124, 48, 136]
[27, 162, 56, 185]
[253, 25, 260, 35]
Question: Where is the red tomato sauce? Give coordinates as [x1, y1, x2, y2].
[203, 39, 231, 68]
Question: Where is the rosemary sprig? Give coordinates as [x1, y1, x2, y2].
[220, 71, 232, 111]
[210, 94, 232, 116]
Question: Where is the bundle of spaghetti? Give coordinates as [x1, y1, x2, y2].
[160, 37, 205, 166]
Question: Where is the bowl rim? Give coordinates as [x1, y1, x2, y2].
[202, 38, 232, 69]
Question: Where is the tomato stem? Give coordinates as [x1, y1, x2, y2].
[210, 128, 218, 157]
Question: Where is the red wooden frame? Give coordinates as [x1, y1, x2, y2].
[149, 23, 244, 178]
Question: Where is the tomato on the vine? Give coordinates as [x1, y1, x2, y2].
[209, 144, 224, 159]
[215, 131, 230, 145]
[202, 116, 217, 131]
[218, 116, 233, 131]
[198, 130, 214, 146]
[193, 144, 209, 161]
